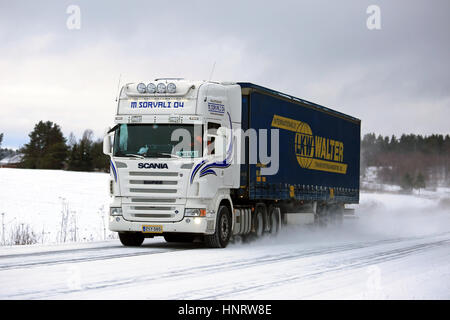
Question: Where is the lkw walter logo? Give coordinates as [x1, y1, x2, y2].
[271, 115, 348, 174]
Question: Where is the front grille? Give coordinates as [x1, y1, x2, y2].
[131, 198, 176, 203]
[124, 198, 183, 222]
[133, 213, 174, 218]
[130, 188, 177, 193]
[132, 206, 175, 211]
[127, 171, 180, 196]
[130, 180, 177, 185]
[129, 171, 178, 177]
[122, 169, 184, 222]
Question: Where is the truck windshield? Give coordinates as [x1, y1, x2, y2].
[113, 124, 203, 158]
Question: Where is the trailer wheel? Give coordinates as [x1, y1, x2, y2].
[118, 232, 144, 247]
[205, 205, 231, 248]
[315, 203, 329, 227]
[330, 204, 344, 226]
[253, 206, 265, 237]
[268, 206, 281, 235]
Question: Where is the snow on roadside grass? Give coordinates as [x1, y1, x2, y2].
[0, 168, 112, 244]
[354, 191, 450, 238]
[0, 168, 449, 246]
[230, 191, 450, 250]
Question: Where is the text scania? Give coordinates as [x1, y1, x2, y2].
[130, 101, 184, 109]
[138, 163, 169, 169]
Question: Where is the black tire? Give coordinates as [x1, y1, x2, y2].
[205, 205, 231, 248]
[164, 234, 195, 243]
[315, 203, 343, 227]
[268, 206, 281, 235]
[253, 206, 265, 237]
[330, 204, 344, 226]
[118, 232, 144, 247]
[243, 205, 266, 242]
[315, 203, 329, 227]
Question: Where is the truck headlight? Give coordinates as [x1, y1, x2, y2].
[110, 207, 122, 216]
[184, 208, 206, 217]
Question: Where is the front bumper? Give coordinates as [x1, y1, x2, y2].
[109, 215, 216, 235]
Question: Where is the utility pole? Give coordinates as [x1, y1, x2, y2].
[99, 206, 106, 240]
[71, 210, 77, 242]
[1, 212, 5, 245]
[41, 226, 50, 244]
[102, 210, 106, 240]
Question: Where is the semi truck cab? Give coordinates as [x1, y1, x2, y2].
[104, 79, 242, 247]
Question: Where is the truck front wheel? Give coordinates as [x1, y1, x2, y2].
[118, 232, 144, 247]
[205, 205, 231, 248]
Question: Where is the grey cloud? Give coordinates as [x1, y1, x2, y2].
[0, 0, 449, 148]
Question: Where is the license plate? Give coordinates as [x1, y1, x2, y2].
[142, 225, 163, 233]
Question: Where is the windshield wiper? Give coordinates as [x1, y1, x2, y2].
[146, 152, 181, 159]
[117, 152, 179, 159]
[123, 153, 145, 159]
[159, 152, 181, 159]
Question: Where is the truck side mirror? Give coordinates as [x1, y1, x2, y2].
[103, 127, 112, 156]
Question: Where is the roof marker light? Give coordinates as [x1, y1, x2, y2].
[137, 83, 146, 93]
[157, 83, 166, 93]
[147, 83, 156, 93]
[167, 83, 176, 93]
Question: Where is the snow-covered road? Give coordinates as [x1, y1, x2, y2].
[1, 169, 449, 299]
[1, 225, 449, 299]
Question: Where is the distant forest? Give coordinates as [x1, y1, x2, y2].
[0, 121, 109, 172]
[0, 133, 18, 160]
[361, 133, 450, 189]
[2, 125, 450, 189]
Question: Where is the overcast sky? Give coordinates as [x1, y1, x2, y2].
[0, 0, 449, 149]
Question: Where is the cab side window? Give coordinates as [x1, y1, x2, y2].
[207, 122, 221, 155]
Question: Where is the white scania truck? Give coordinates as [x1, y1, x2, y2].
[104, 79, 360, 248]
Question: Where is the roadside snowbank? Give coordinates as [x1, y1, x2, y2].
[0, 168, 449, 246]
[0, 168, 112, 244]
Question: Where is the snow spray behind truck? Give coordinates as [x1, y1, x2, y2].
[104, 80, 360, 247]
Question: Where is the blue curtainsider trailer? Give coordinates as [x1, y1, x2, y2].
[232, 83, 360, 225]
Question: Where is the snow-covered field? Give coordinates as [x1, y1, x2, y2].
[0, 168, 113, 243]
[0, 168, 449, 299]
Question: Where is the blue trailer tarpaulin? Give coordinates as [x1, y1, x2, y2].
[238, 83, 360, 203]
